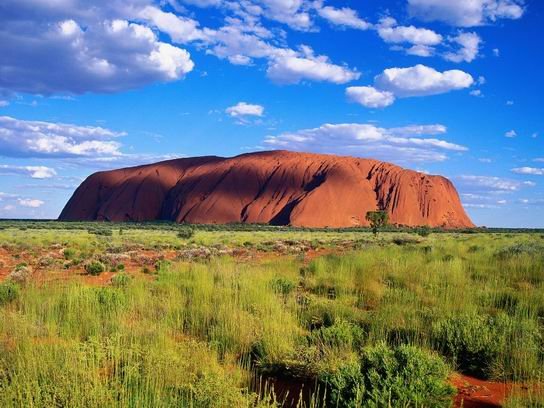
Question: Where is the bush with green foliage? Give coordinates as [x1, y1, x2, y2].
[63, 248, 76, 260]
[318, 343, 454, 407]
[177, 228, 194, 240]
[270, 277, 296, 296]
[0, 281, 19, 305]
[416, 226, 431, 237]
[358, 343, 455, 407]
[365, 211, 389, 236]
[84, 261, 105, 276]
[111, 273, 131, 288]
[432, 313, 543, 380]
[318, 360, 364, 408]
[494, 243, 544, 259]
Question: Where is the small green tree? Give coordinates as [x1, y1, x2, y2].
[365, 210, 389, 236]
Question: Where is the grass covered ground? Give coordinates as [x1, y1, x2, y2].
[0, 222, 543, 407]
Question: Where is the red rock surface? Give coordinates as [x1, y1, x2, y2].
[59, 150, 474, 228]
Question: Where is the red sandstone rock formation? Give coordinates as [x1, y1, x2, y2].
[59, 150, 474, 228]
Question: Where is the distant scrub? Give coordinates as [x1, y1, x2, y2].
[84, 260, 105, 276]
[494, 243, 544, 259]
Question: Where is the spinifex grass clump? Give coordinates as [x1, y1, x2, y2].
[0, 281, 19, 305]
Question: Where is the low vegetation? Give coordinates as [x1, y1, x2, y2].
[0, 221, 542, 407]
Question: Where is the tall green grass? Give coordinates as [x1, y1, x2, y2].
[0, 232, 543, 406]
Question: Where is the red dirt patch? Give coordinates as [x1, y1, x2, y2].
[450, 373, 543, 407]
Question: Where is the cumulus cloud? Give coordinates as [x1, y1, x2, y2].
[408, 0, 525, 27]
[139, 5, 205, 43]
[505, 130, 517, 138]
[317, 5, 370, 30]
[0, 6, 195, 95]
[0, 165, 57, 179]
[376, 17, 442, 46]
[264, 122, 466, 163]
[346, 86, 395, 108]
[226, 102, 264, 117]
[0, 116, 124, 158]
[0, 0, 363, 94]
[17, 198, 45, 208]
[374, 64, 474, 97]
[267, 46, 360, 84]
[511, 167, 544, 176]
[444, 32, 481, 63]
[348, 65, 474, 108]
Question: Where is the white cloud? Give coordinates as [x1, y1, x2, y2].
[17, 198, 45, 208]
[252, 0, 313, 31]
[139, 5, 205, 43]
[504, 130, 517, 138]
[266, 46, 360, 84]
[456, 175, 535, 192]
[405, 44, 435, 57]
[374, 64, 474, 97]
[470, 89, 483, 97]
[0, 10, 195, 95]
[346, 86, 395, 108]
[408, 0, 525, 27]
[0, 116, 124, 158]
[444, 32, 481, 63]
[226, 102, 264, 117]
[511, 167, 544, 176]
[493, 48, 500, 57]
[317, 5, 370, 30]
[518, 198, 544, 206]
[377, 18, 442, 46]
[264, 122, 466, 163]
[347, 65, 474, 109]
[0, 165, 57, 179]
[506, 100, 514, 106]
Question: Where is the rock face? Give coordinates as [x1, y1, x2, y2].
[59, 150, 474, 228]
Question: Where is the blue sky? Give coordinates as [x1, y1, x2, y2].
[0, 0, 542, 227]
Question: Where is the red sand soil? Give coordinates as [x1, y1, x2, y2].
[451, 373, 543, 407]
[59, 150, 474, 228]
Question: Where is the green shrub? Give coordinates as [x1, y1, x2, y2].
[416, 226, 431, 237]
[155, 260, 171, 272]
[432, 314, 499, 378]
[177, 228, 194, 240]
[309, 320, 365, 350]
[63, 248, 76, 260]
[111, 273, 131, 288]
[358, 343, 455, 407]
[270, 277, 296, 296]
[495, 243, 543, 259]
[0, 281, 19, 305]
[432, 313, 543, 380]
[318, 360, 364, 408]
[84, 261, 105, 276]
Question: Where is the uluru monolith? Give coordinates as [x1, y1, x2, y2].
[59, 150, 474, 228]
